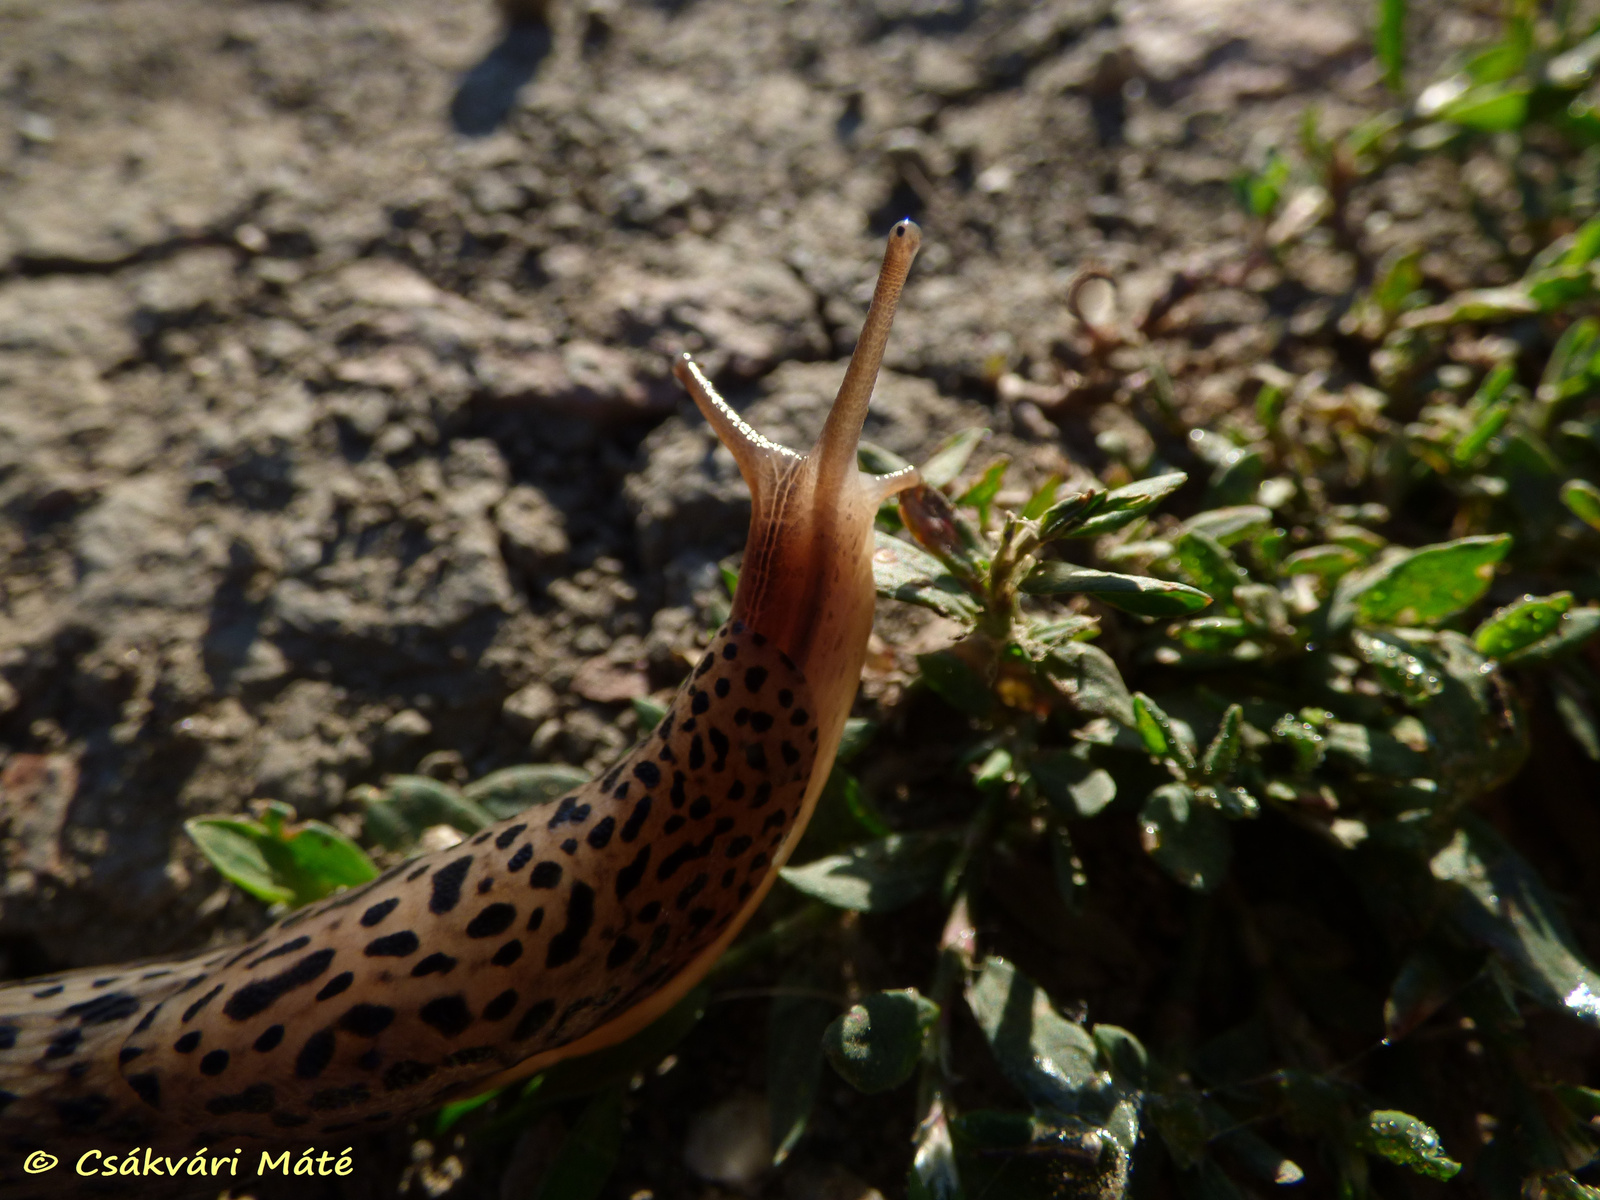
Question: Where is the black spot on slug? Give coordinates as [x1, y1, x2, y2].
[633, 761, 661, 788]
[637, 900, 662, 923]
[126, 1074, 160, 1109]
[676, 873, 709, 909]
[419, 995, 473, 1037]
[361, 898, 400, 927]
[174, 1031, 201, 1054]
[223, 949, 337, 1021]
[65, 992, 141, 1026]
[607, 936, 639, 968]
[547, 796, 592, 829]
[483, 989, 518, 1021]
[180, 984, 225, 1024]
[200, 1049, 229, 1076]
[621, 796, 651, 842]
[382, 1060, 436, 1091]
[365, 931, 420, 957]
[745, 742, 768, 771]
[492, 939, 523, 966]
[744, 666, 768, 692]
[466, 903, 517, 938]
[411, 953, 457, 977]
[527, 906, 545, 931]
[507, 844, 533, 872]
[715, 677, 730, 697]
[495, 823, 528, 849]
[689, 796, 711, 820]
[529, 860, 562, 889]
[339, 1004, 396, 1037]
[254, 1025, 285, 1052]
[513, 999, 556, 1040]
[316, 972, 354, 1001]
[295, 1030, 336, 1079]
[430, 856, 474, 915]
[545, 881, 596, 968]
[615, 845, 650, 899]
[247, 936, 311, 969]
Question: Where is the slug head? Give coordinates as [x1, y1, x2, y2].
[672, 220, 922, 763]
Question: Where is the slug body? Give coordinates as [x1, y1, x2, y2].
[0, 222, 921, 1155]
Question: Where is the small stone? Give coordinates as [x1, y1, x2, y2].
[683, 1091, 769, 1187]
[496, 485, 570, 578]
[384, 709, 433, 740]
[502, 681, 559, 733]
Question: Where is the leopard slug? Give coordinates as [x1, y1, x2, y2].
[0, 221, 922, 1154]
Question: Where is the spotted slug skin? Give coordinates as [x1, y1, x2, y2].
[0, 221, 922, 1155]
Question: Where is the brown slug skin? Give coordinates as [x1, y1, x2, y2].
[0, 221, 922, 1155]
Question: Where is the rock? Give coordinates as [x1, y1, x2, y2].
[0, 753, 78, 878]
[496, 484, 571, 578]
[683, 1090, 770, 1188]
[502, 680, 559, 733]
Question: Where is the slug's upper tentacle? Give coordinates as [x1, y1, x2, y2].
[813, 218, 922, 506]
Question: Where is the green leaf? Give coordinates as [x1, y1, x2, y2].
[874, 531, 980, 623]
[1501, 606, 1600, 664]
[1202, 705, 1243, 780]
[184, 819, 295, 906]
[1180, 505, 1272, 545]
[1473, 592, 1573, 658]
[184, 815, 377, 909]
[1061, 472, 1188, 539]
[1331, 534, 1511, 629]
[361, 775, 494, 847]
[922, 428, 990, 489]
[1139, 784, 1231, 891]
[1383, 944, 1483, 1043]
[1031, 749, 1117, 818]
[1437, 82, 1530, 131]
[631, 696, 667, 733]
[1021, 473, 1064, 521]
[838, 718, 876, 763]
[531, 1086, 626, 1200]
[1553, 671, 1600, 761]
[463, 764, 592, 820]
[965, 958, 1106, 1114]
[1453, 400, 1511, 467]
[917, 649, 994, 718]
[1037, 489, 1109, 541]
[1023, 563, 1212, 617]
[1364, 1110, 1461, 1181]
[1375, 0, 1406, 91]
[824, 990, 940, 1094]
[780, 833, 957, 912]
[1432, 820, 1600, 1030]
[957, 458, 1009, 522]
[274, 822, 379, 896]
[1352, 629, 1445, 702]
[1133, 693, 1197, 772]
[1038, 642, 1136, 727]
[1561, 479, 1600, 530]
[1173, 530, 1248, 608]
[768, 986, 835, 1163]
[859, 440, 912, 475]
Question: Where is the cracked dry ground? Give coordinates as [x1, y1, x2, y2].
[0, 0, 1489, 1195]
